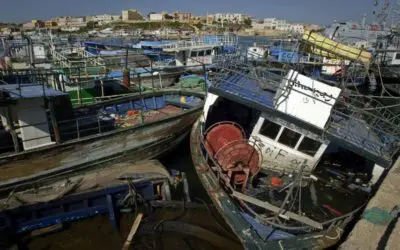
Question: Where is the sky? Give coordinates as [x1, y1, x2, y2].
[0, 0, 390, 24]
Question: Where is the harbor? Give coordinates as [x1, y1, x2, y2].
[1, 1, 400, 250]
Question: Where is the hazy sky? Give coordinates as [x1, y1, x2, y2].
[0, 0, 390, 24]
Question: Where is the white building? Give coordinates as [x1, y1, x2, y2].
[56, 17, 86, 27]
[263, 18, 290, 31]
[214, 13, 246, 23]
[262, 18, 304, 33]
[86, 14, 118, 25]
[149, 13, 165, 21]
[290, 24, 304, 34]
[251, 19, 267, 30]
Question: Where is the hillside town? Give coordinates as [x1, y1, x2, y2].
[0, 8, 321, 37]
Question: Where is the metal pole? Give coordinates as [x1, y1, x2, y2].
[5, 106, 20, 153]
[150, 61, 155, 91]
[78, 68, 82, 105]
[76, 118, 80, 139]
[100, 80, 105, 97]
[49, 99, 61, 144]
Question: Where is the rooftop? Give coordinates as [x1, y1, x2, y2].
[0, 84, 67, 99]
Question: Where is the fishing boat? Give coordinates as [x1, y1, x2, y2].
[0, 81, 204, 197]
[0, 160, 174, 246]
[190, 56, 399, 249]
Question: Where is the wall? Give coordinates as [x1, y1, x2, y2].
[17, 98, 54, 150]
[274, 70, 342, 129]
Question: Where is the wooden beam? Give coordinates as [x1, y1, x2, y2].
[122, 213, 144, 250]
[232, 191, 323, 229]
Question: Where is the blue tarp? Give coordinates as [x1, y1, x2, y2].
[215, 73, 275, 108]
[240, 213, 294, 240]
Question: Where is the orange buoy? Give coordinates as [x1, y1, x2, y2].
[270, 177, 283, 187]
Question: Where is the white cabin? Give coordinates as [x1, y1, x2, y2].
[0, 85, 68, 151]
[163, 44, 216, 67]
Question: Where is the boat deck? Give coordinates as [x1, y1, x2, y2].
[0, 104, 185, 182]
[340, 157, 400, 250]
[210, 72, 395, 167]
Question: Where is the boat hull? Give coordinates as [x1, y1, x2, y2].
[190, 118, 345, 250]
[0, 105, 202, 196]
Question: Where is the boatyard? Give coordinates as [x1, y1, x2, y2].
[1, 1, 400, 250]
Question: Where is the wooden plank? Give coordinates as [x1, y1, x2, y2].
[122, 213, 144, 250]
[232, 190, 323, 229]
[30, 223, 63, 237]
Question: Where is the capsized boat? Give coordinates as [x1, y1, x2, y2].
[190, 58, 399, 249]
[0, 160, 174, 241]
[0, 82, 204, 197]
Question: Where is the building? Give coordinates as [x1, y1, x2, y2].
[86, 14, 119, 25]
[1, 27, 12, 35]
[55, 17, 68, 27]
[214, 13, 246, 23]
[22, 22, 35, 30]
[45, 20, 58, 28]
[122, 9, 144, 21]
[252, 18, 305, 34]
[69, 17, 86, 27]
[263, 18, 295, 31]
[149, 13, 165, 21]
[263, 18, 289, 31]
[112, 15, 121, 22]
[31, 20, 45, 28]
[54, 16, 86, 27]
[173, 12, 192, 22]
[251, 19, 267, 30]
[22, 20, 45, 30]
[206, 15, 214, 25]
[290, 24, 304, 34]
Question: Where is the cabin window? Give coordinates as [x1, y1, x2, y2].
[253, 48, 257, 52]
[190, 51, 197, 57]
[259, 119, 281, 140]
[278, 128, 301, 148]
[395, 53, 400, 60]
[298, 137, 322, 157]
[206, 50, 212, 56]
[198, 51, 205, 56]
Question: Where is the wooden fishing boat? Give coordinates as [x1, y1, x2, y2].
[0, 83, 204, 197]
[190, 58, 399, 249]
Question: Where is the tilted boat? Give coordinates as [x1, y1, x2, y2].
[190, 57, 399, 249]
[0, 81, 204, 197]
[0, 160, 174, 246]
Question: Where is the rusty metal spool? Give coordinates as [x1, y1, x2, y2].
[214, 139, 262, 184]
[204, 121, 246, 158]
